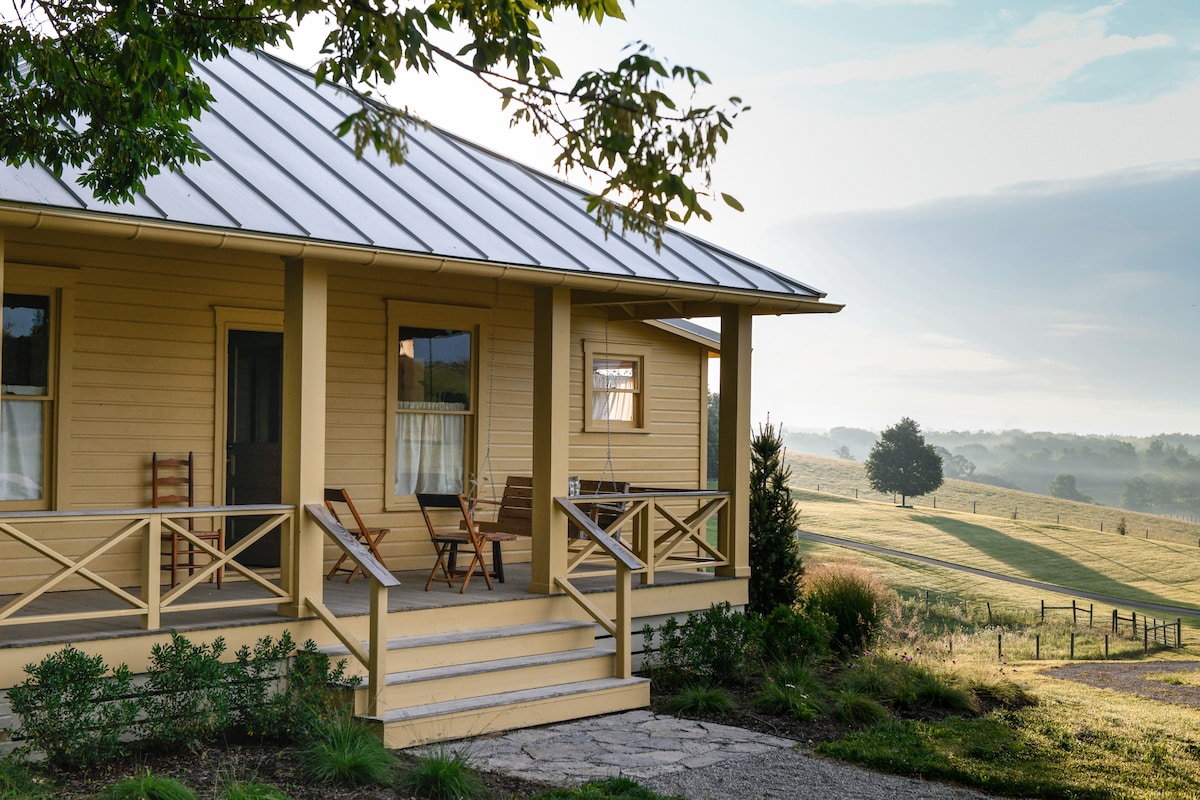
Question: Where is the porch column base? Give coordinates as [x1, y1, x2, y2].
[714, 565, 751, 578]
[276, 600, 311, 619]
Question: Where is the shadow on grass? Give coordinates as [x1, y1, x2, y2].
[911, 515, 1189, 611]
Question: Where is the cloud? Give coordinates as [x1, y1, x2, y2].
[750, 164, 1200, 434]
[787, 0, 948, 5]
[758, 2, 1175, 100]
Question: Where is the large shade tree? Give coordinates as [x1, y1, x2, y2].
[865, 417, 944, 507]
[0, 0, 744, 242]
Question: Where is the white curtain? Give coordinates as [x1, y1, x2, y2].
[592, 369, 635, 422]
[394, 401, 466, 495]
[0, 399, 44, 501]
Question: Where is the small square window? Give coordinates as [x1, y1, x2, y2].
[584, 341, 648, 432]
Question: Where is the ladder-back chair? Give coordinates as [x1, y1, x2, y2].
[151, 452, 224, 588]
[324, 488, 390, 582]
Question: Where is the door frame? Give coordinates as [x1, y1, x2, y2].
[212, 306, 284, 509]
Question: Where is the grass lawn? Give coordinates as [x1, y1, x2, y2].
[787, 451, 1200, 546]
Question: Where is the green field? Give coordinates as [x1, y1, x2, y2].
[786, 455, 1200, 653]
[787, 451, 1200, 545]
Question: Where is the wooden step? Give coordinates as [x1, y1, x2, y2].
[366, 677, 651, 748]
[358, 643, 617, 713]
[322, 620, 597, 676]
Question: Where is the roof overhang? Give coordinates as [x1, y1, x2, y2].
[0, 203, 844, 317]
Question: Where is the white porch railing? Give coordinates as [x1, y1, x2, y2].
[0, 505, 295, 631]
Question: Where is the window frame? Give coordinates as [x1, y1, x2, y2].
[583, 339, 650, 433]
[384, 300, 489, 511]
[0, 265, 76, 511]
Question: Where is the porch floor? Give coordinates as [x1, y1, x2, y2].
[0, 563, 726, 650]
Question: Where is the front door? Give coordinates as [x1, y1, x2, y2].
[226, 329, 283, 567]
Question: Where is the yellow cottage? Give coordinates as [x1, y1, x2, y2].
[0, 49, 841, 746]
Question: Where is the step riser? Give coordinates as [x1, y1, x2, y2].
[354, 655, 614, 714]
[338, 626, 596, 678]
[377, 682, 650, 749]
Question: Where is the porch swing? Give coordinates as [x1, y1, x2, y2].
[467, 297, 630, 546]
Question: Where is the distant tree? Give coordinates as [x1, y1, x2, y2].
[865, 418, 944, 507]
[749, 421, 803, 614]
[833, 445, 855, 461]
[933, 446, 975, 479]
[1122, 476, 1154, 511]
[1048, 473, 1093, 504]
[705, 392, 720, 483]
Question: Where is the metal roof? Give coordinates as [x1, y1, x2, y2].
[0, 48, 837, 314]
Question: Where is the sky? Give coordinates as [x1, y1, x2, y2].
[278, 0, 1200, 438]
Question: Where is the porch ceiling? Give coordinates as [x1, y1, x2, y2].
[0, 48, 840, 316]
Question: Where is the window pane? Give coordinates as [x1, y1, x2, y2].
[0, 400, 43, 500]
[3, 294, 50, 395]
[394, 409, 465, 495]
[592, 357, 637, 422]
[398, 327, 472, 410]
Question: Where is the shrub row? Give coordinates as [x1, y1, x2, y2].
[6, 631, 358, 768]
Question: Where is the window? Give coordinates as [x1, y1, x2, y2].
[584, 340, 647, 432]
[1, 293, 51, 503]
[387, 301, 486, 505]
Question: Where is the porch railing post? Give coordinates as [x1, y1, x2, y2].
[141, 512, 161, 630]
[614, 563, 632, 678]
[367, 579, 388, 716]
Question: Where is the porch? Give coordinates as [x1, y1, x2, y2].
[0, 491, 741, 747]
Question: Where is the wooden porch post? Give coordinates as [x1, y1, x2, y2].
[278, 257, 327, 617]
[717, 305, 751, 578]
[529, 286, 570, 594]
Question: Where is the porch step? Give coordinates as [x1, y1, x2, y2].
[362, 643, 618, 712]
[322, 620, 597, 676]
[330, 618, 649, 748]
[366, 677, 651, 749]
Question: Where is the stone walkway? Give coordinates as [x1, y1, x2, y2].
[419, 711, 997, 799]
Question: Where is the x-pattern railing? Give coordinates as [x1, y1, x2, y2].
[563, 489, 729, 584]
[0, 505, 294, 630]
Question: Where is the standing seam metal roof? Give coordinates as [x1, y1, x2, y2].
[0, 48, 828, 303]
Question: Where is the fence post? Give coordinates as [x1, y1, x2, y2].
[1144, 624, 1149, 654]
[1070, 632, 1075, 660]
[998, 633, 1003, 660]
[1105, 634, 1109, 658]
[1112, 608, 1117, 634]
[1041, 599, 1045, 622]
[1100, 521, 1104, 532]
[1179, 619, 1183, 648]
[1089, 603, 1093, 627]
[1072, 600, 1077, 625]
[987, 602, 992, 625]
[1035, 634, 1040, 660]
[855, 488, 858, 498]
[973, 501, 976, 514]
[933, 496, 936, 508]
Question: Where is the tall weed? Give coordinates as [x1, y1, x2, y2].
[804, 561, 896, 657]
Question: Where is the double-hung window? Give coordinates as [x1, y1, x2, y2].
[584, 340, 648, 432]
[1, 293, 52, 503]
[386, 301, 485, 505]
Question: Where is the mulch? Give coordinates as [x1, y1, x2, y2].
[45, 744, 561, 800]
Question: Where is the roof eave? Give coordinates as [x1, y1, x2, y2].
[0, 204, 843, 316]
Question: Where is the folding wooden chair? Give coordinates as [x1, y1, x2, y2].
[324, 488, 390, 582]
[417, 493, 504, 592]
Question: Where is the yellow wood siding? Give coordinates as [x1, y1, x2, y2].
[0, 230, 708, 586]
